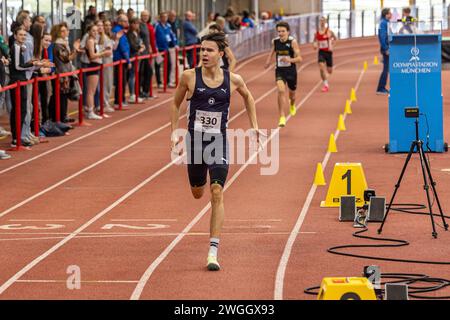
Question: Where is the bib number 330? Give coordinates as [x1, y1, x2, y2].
[194, 110, 222, 134]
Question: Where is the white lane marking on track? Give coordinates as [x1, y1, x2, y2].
[0, 57, 313, 295]
[0, 52, 268, 176]
[15, 279, 139, 284]
[110, 219, 178, 222]
[0, 231, 317, 242]
[8, 219, 75, 222]
[273, 65, 367, 300]
[0, 224, 65, 230]
[101, 223, 169, 230]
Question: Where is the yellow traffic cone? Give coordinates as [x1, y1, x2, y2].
[363, 61, 368, 71]
[314, 163, 326, 186]
[350, 88, 357, 102]
[374, 56, 379, 65]
[337, 114, 346, 131]
[344, 100, 352, 115]
[328, 133, 337, 153]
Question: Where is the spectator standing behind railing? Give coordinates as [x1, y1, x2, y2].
[51, 23, 81, 123]
[85, 24, 110, 120]
[139, 10, 153, 100]
[376, 8, 391, 96]
[155, 12, 177, 89]
[9, 26, 42, 148]
[242, 10, 255, 28]
[0, 33, 10, 135]
[31, 23, 53, 135]
[82, 6, 97, 34]
[15, 11, 39, 146]
[39, 32, 54, 124]
[101, 19, 116, 113]
[127, 17, 145, 103]
[168, 10, 181, 87]
[183, 11, 199, 68]
[112, 14, 131, 108]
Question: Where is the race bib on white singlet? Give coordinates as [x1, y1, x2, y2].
[277, 55, 291, 67]
[318, 40, 329, 49]
[194, 110, 222, 133]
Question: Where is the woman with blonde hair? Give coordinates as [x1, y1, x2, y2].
[98, 19, 116, 113]
[84, 24, 111, 119]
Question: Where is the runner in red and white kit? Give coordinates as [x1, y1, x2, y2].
[313, 16, 337, 92]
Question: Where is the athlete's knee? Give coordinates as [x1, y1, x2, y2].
[210, 183, 223, 204]
[191, 186, 205, 199]
[277, 87, 286, 94]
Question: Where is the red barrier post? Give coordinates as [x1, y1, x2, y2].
[54, 74, 61, 122]
[14, 82, 22, 149]
[193, 46, 197, 67]
[163, 51, 168, 93]
[134, 56, 140, 103]
[33, 78, 40, 137]
[175, 47, 179, 87]
[149, 56, 153, 98]
[99, 64, 104, 116]
[78, 69, 84, 125]
[182, 47, 186, 70]
[118, 60, 123, 110]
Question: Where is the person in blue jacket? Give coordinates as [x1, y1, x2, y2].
[155, 12, 177, 88]
[112, 14, 131, 107]
[377, 8, 392, 95]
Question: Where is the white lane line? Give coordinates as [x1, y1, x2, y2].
[8, 219, 75, 222]
[0, 231, 317, 242]
[15, 279, 139, 284]
[273, 65, 367, 300]
[0, 58, 315, 221]
[110, 219, 178, 222]
[0, 52, 269, 176]
[129, 58, 331, 300]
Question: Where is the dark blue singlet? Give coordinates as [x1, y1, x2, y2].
[186, 67, 231, 188]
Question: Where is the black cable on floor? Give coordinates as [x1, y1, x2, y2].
[304, 203, 450, 299]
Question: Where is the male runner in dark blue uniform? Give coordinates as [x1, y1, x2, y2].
[170, 32, 261, 271]
[265, 21, 302, 127]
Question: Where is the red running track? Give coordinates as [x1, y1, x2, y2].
[0, 36, 449, 299]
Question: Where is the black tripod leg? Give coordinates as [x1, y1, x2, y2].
[417, 144, 438, 238]
[420, 147, 449, 231]
[378, 141, 417, 234]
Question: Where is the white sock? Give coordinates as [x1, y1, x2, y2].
[209, 237, 220, 257]
[324, 80, 329, 86]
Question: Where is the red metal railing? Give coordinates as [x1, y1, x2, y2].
[0, 45, 201, 151]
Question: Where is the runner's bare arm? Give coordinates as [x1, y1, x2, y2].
[232, 73, 258, 131]
[331, 30, 337, 47]
[225, 47, 237, 72]
[290, 39, 303, 63]
[264, 40, 275, 69]
[313, 33, 318, 50]
[170, 70, 191, 148]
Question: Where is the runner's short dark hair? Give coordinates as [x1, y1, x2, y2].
[276, 21, 290, 31]
[382, 8, 391, 18]
[201, 31, 228, 52]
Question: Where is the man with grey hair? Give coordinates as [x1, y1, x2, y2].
[113, 14, 131, 107]
[139, 10, 153, 99]
[183, 10, 199, 68]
